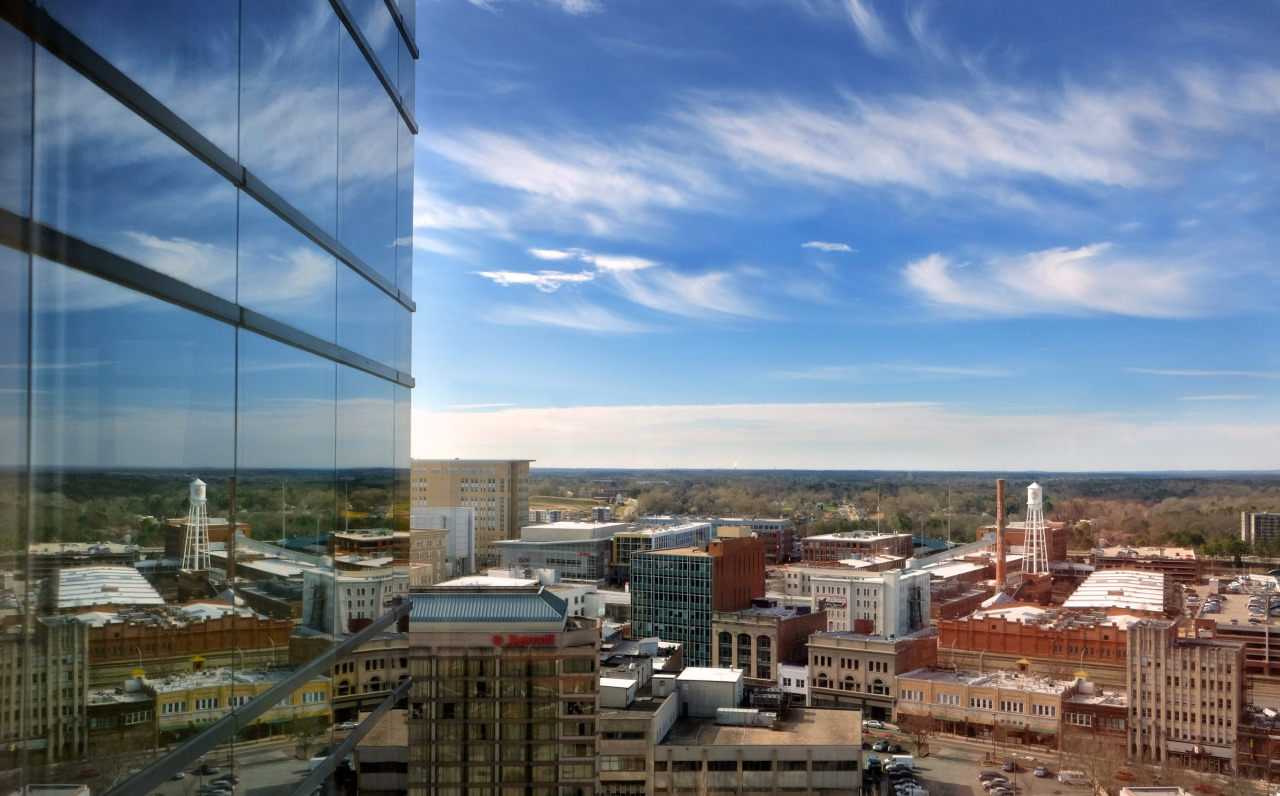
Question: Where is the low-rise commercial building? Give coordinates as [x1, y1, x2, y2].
[1063, 569, 1175, 617]
[712, 598, 826, 689]
[495, 521, 620, 583]
[611, 523, 714, 585]
[806, 631, 936, 721]
[896, 668, 1077, 747]
[801, 532, 913, 564]
[152, 666, 331, 743]
[811, 567, 930, 636]
[1091, 546, 1200, 585]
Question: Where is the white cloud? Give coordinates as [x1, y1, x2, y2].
[413, 179, 510, 232]
[447, 403, 517, 410]
[802, 241, 855, 252]
[903, 243, 1213, 318]
[412, 401, 1280, 470]
[475, 269, 595, 291]
[1127, 368, 1280, 379]
[547, 0, 599, 12]
[489, 302, 651, 333]
[579, 253, 659, 273]
[845, 0, 895, 55]
[1179, 395, 1259, 401]
[684, 67, 1280, 200]
[528, 248, 578, 260]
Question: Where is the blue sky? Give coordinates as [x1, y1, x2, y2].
[410, 0, 1280, 470]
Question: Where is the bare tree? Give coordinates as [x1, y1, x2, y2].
[897, 714, 940, 757]
[1060, 723, 1125, 796]
[292, 715, 328, 759]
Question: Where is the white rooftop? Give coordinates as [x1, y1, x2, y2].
[600, 677, 637, 689]
[900, 667, 1076, 694]
[806, 532, 907, 543]
[1064, 569, 1166, 614]
[438, 574, 538, 587]
[56, 566, 164, 608]
[678, 667, 744, 683]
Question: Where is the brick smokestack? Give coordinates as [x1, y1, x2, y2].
[995, 479, 1007, 588]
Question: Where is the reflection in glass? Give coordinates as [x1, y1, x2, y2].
[32, 51, 238, 300]
[30, 259, 236, 475]
[241, 0, 339, 234]
[237, 330, 336, 475]
[348, 0, 398, 83]
[0, 19, 32, 215]
[337, 265, 398, 368]
[398, 36, 416, 119]
[338, 30, 398, 282]
[41, 0, 240, 157]
[393, 385, 411, 531]
[397, 114, 414, 296]
[238, 194, 337, 343]
[0, 247, 28, 553]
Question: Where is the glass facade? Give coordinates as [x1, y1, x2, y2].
[1, 0, 414, 792]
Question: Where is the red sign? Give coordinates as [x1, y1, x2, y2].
[492, 633, 556, 648]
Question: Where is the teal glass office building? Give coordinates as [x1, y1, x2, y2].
[1, 0, 416, 788]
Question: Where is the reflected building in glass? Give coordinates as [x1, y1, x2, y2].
[0, 0, 415, 789]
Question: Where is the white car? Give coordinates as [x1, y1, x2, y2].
[862, 720, 884, 729]
[336, 721, 360, 731]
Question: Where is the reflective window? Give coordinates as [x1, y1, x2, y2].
[397, 114, 414, 295]
[398, 36, 416, 118]
[0, 19, 32, 215]
[33, 50, 239, 300]
[338, 28, 398, 282]
[337, 265, 398, 367]
[338, 366, 395, 529]
[41, 0, 240, 156]
[348, 0, 399, 83]
[238, 194, 337, 343]
[0, 247, 28, 552]
[30, 259, 236, 475]
[237, 330, 336, 474]
[241, 0, 339, 234]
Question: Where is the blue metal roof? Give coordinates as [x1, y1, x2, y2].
[409, 588, 568, 625]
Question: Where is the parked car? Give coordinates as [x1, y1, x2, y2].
[200, 763, 221, 775]
[863, 720, 885, 729]
[1114, 769, 1136, 782]
[336, 721, 360, 730]
[979, 772, 1002, 781]
[993, 788, 1016, 796]
[983, 779, 1009, 790]
[1058, 771, 1089, 785]
[1002, 761, 1019, 772]
[1034, 766, 1049, 778]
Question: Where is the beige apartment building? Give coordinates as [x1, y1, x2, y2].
[896, 667, 1076, 747]
[410, 459, 531, 566]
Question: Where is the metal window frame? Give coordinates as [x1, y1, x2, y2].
[331, 0, 419, 134]
[0, 0, 416, 313]
[0, 208, 413, 389]
[100, 600, 411, 796]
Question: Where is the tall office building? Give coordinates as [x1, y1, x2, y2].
[407, 586, 602, 796]
[630, 536, 766, 667]
[1241, 512, 1280, 547]
[1, 0, 415, 787]
[410, 459, 532, 566]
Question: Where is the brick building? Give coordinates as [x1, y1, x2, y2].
[806, 631, 937, 721]
[1090, 546, 1201, 585]
[711, 598, 827, 689]
[937, 607, 1131, 684]
[801, 532, 913, 564]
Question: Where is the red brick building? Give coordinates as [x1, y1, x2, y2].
[801, 532, 913, 564]
[712, 598, 827, 687]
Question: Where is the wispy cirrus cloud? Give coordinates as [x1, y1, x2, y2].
[844, 0, 895, 55]
[1128, 368, 1280, 379]
[803, 241, 856, 252]
[476, 248, 758, 321]
[684, 67, 1280, 202]
[903, 243, 1216, 318]
[489, 302, 651, 333]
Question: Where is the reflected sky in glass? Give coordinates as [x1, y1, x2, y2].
[0, 247, 28, 475]
[397, 116, 414, 296]
[42, 0, 240, 157]
[241, 0, 339, 235]
[238, 194, 337, 343]
[349, 0, 398, 85]
[339, 30, 398, 282]
[337, 264, 398, 367]
[33, 50, 238, 301]
[338, 364, 394, 473]
[0, 20, 31, 216]
[238, 330, 336, 471]
[30, 259, 236, 469]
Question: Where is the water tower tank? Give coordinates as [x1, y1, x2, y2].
[1027, 482, 1042, 505]
[190, 478, 207, 502]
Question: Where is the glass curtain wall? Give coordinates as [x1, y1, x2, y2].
[0, 0, 415, 792]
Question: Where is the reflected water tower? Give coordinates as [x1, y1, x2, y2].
[181, 478, 211, 571]
[1023, 482, 1048, 575]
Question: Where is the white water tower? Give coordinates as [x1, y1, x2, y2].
[1024, 482, 1048, 575]
[181, 478, 211, 572]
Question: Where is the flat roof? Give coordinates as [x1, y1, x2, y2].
[1095, 545, 1197, 560]
[1064, 569, 1166, 614]
[600, 677, 637, 689]
[151, 666, 323, 693]
[900, 667, 1076, 694]
[805, 532, 909, 543]
[359, 709, 408, 748]
[56, 566, 164, 608]
[678, 667, 743, 684]
[439, 574, 538, 587]
[661, 707, 860, 747]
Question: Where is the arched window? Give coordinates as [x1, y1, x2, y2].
[816, 674, 831, 689]
[718, 632, 733, 667]
[844, 675, 856, 691]
[337, 679, 352, 696]
[871, 677, 886, 695]
[756, 635, 772, 680]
